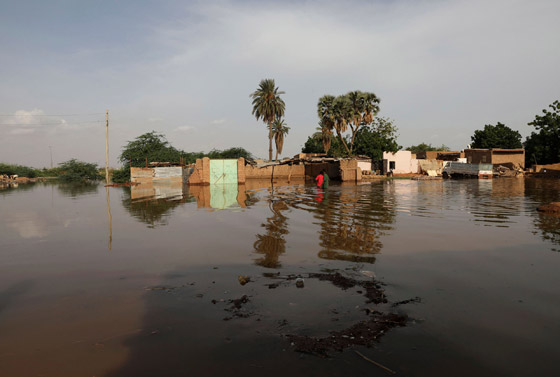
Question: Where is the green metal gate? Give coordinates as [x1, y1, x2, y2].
[209, 159, 238, 184]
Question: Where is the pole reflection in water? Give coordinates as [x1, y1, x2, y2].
[106, 186, 112, 251]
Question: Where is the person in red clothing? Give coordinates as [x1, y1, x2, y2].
[315, 171, 324, 188]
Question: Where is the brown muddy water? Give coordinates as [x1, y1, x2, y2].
[0, 178, 559, 377]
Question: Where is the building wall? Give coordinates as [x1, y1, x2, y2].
[382, 151, 414, 174]
[131, 167, 185, 185]
[304, 162, 341, 181]
[188, 158, 211, 185]
[245, 164, 306, 180]
[187, 158, 362, 184]
[416, 151, 461, 160]
[357, 160, 372, 172]
[465, 149, 492, 164]
[339, 159, 361, 181]
[465, 149, 525, 169]
[491, 150, 525, 169]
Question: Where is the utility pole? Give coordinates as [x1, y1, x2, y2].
[105, 110, 109, 184]
[49, 146, 53, 168]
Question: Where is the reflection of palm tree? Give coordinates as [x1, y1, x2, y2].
[313, 184, 396, 263]
[253, 198, 289, 268]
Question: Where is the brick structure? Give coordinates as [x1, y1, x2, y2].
[464, 149, 525, 169]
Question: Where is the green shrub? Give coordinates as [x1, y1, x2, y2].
[0, 163, 39, 178]
[58, 159, 102, 182]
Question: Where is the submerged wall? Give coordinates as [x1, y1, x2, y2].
[186, 158, 362, 185]
[131, 167, 187, 185]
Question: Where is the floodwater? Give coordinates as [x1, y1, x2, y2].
[0, 178, 559, 377]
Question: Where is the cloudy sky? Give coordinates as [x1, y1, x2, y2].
[1, 0, 559, 168]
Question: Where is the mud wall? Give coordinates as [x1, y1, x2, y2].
[245, 164, 305, 180]
[491, 151, 525, 169]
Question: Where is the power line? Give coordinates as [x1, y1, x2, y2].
[0, 121, 104, 126]
[0, 112, 105, 117]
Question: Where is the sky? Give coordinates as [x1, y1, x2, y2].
[1, 0, 559, 168]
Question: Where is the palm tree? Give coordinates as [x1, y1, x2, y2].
[318, 95, 350, 155]
[318, 92, 380, 156]
[250, 79, 286, 161]
[347, 91, 380, 154]
[272, 118, 290, 161]
[315, 122, 333, 154]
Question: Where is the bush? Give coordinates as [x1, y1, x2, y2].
[58, 159, 102, 182]
[111, 166, 130, 184]
[0, 163, 39, 178]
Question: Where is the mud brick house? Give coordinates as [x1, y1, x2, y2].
[464, 149, 525, 169]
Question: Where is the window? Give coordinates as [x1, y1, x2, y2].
[389, 161, 396, 170]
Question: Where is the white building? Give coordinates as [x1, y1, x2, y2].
[382, 151, 419, 174]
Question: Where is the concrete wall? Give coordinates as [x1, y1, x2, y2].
[357, 160, 372, 172]
[131, 167, 185, 185]
[382, 151, 415, 174]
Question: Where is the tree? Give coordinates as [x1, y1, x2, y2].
[58, 159, 102, 182]
[317, 91, 380, 156]
[250, 79, 286, 161]
[206, 147, 253, 160]
[353, 117, 400, 161]
[318, 122, 333, 154]
[272, 118, 290, 161]
[119, 131, 184, 167]
[406, 143, 450, 154]
[301, 127, 346, 157]
[525, 100, 560, 165]
[113, 131, 186, 183]
[471, 122, 522, 149]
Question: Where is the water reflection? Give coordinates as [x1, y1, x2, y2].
[131, 181, 184, 201]
[189, 184, 253, 210]
[106, 186, 112, 251]
[123, 185, 195, 228]
[253, 193, 289, 268]
[251, 182, 397, 266]
[525, 179, 560, 251]
[314, 183, 396, 263]
[57, 182, 99, 198]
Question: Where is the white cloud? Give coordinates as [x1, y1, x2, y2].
[175, 125, 196, 132]
[211, 118, 226, 125]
